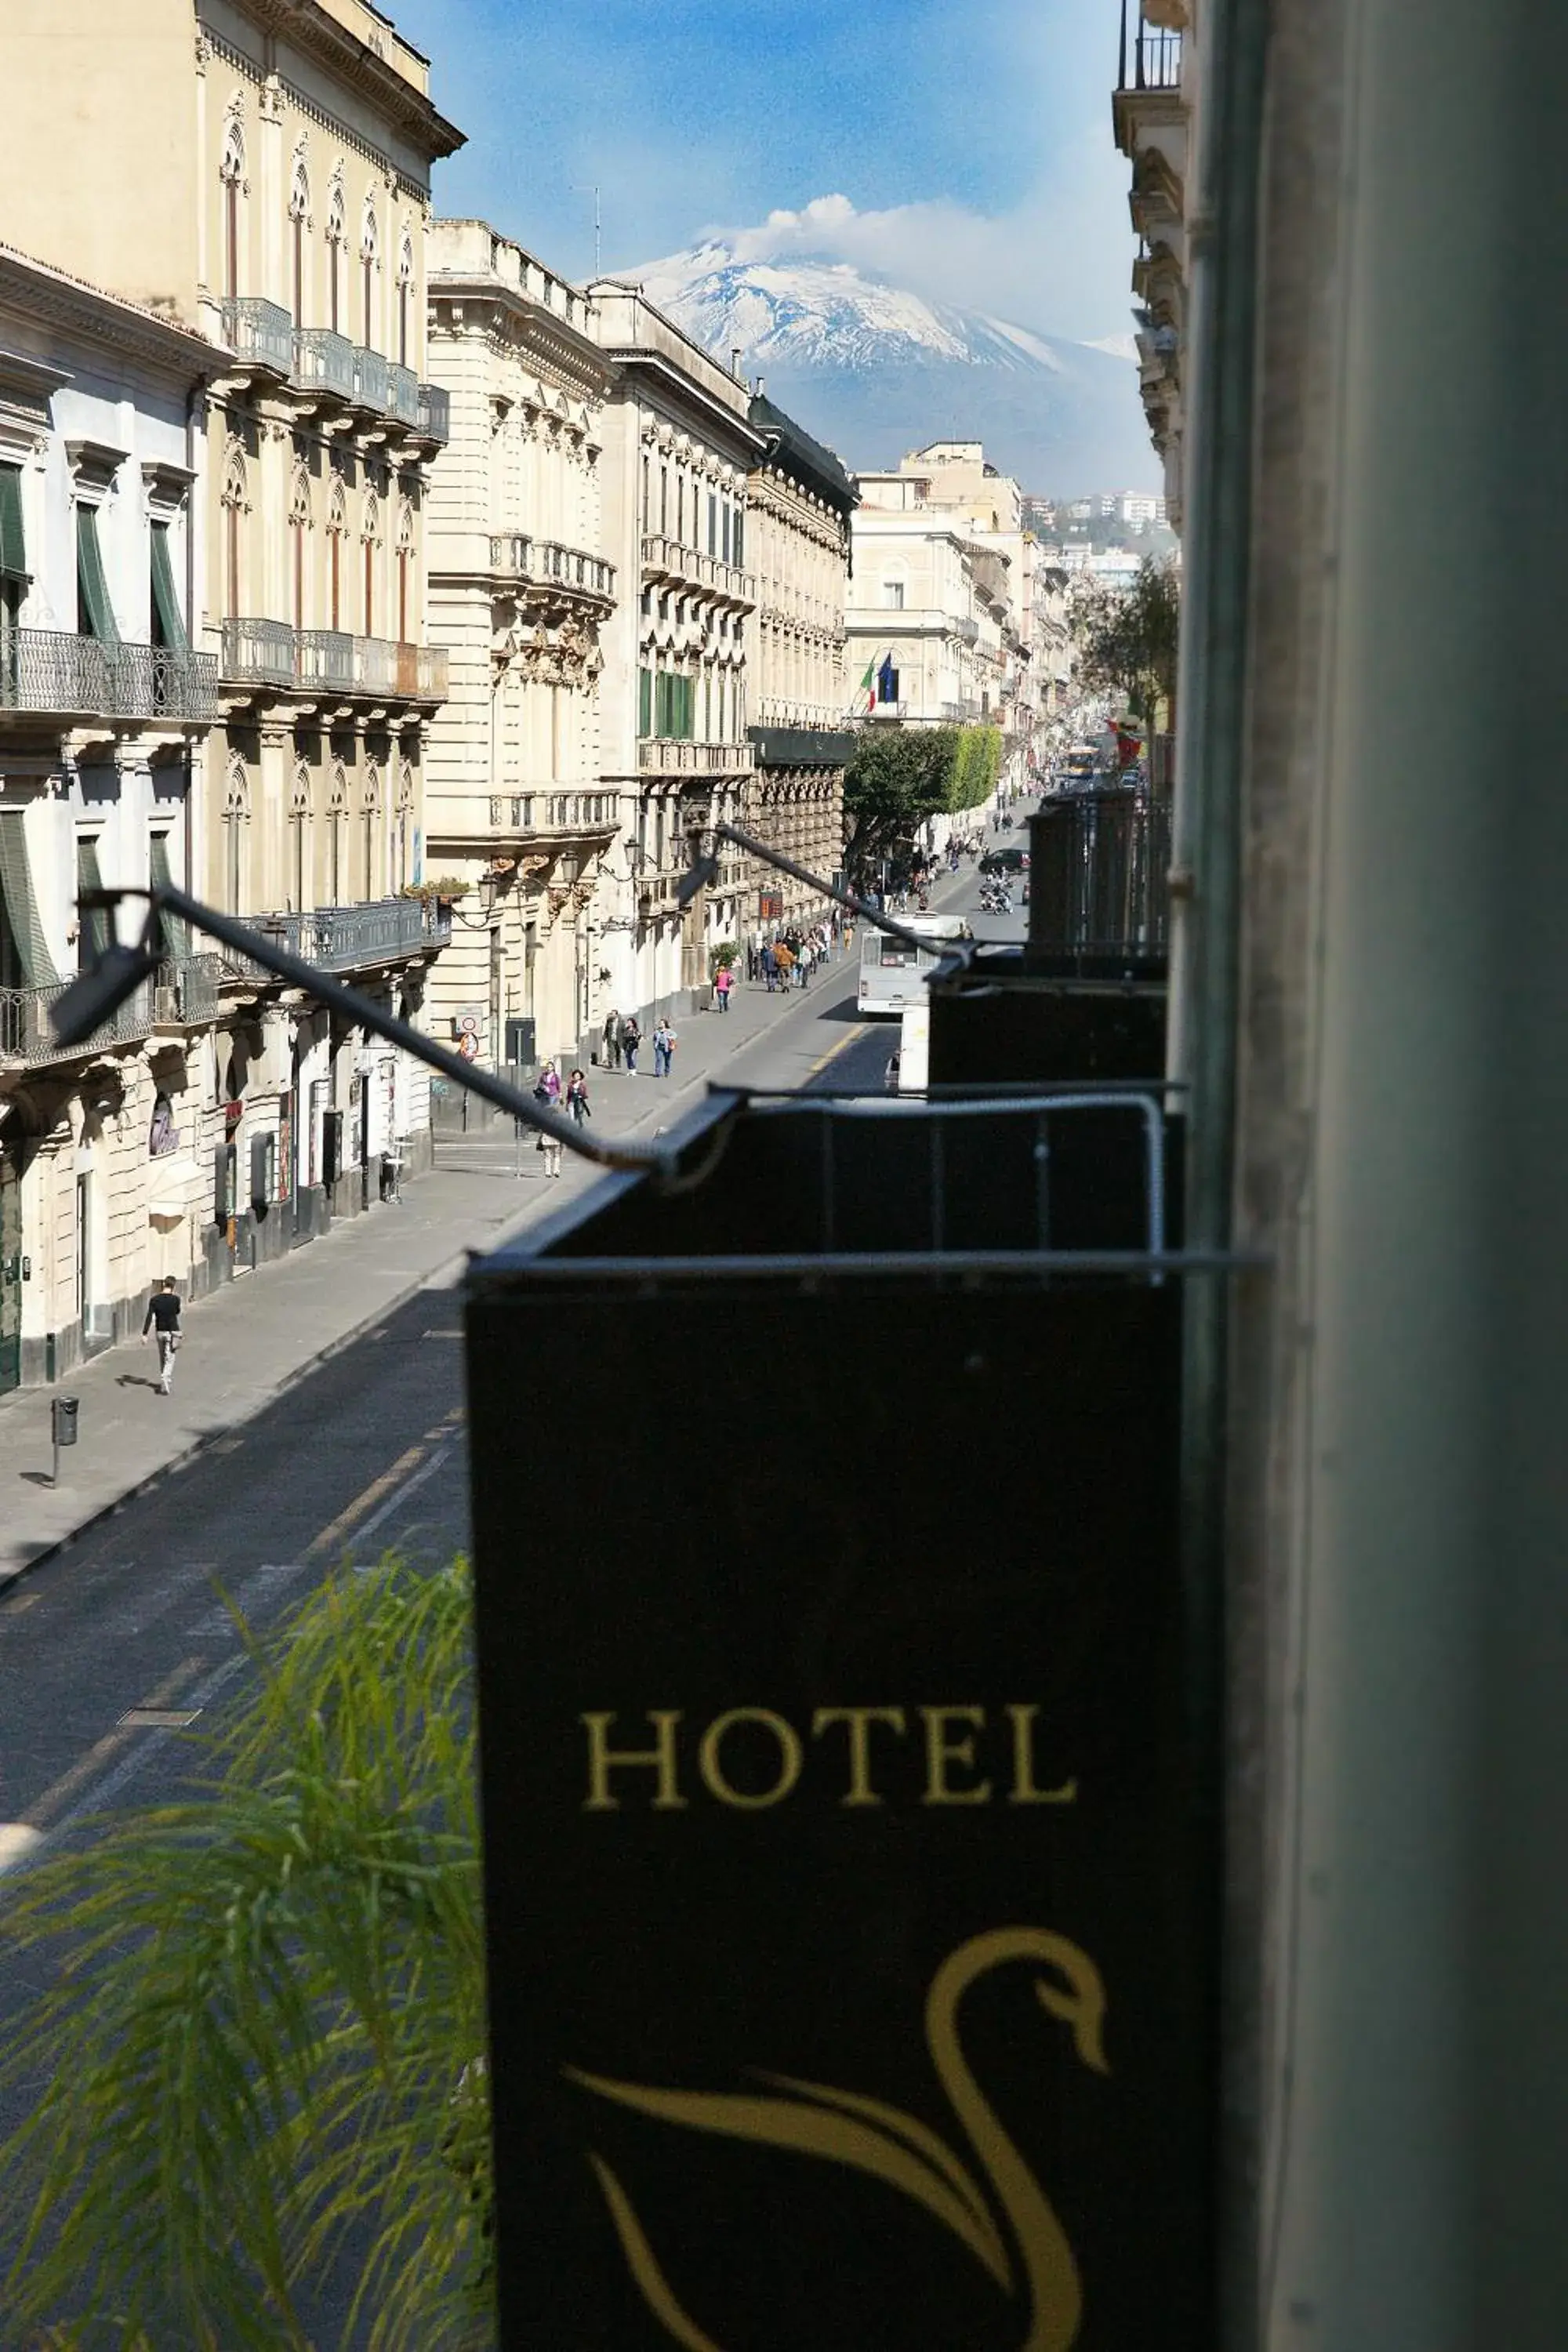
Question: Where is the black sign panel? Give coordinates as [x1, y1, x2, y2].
[464, 1276, 1214, 2350]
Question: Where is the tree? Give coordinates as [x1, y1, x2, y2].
[842, 724, 1003, 880]
[0, 1560, 490, 2351]
[1069, 557, 1181, 728]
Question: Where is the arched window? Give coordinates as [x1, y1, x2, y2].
[395, 495, 415, 643]
[222, 758, 249, 916]
[361, 759, 383, 902]
[327, 473, 347, 630]
[289, 156, 310, 323]
[289, 760, 311, 912]
[220, 120, 245, 301]
[361, 489, 381, 637]
[221, 441, 248, 621]
[394, 757, 415, 892]
[289, 463, 311, 631]
[327, 761, 348, 905]
[397, 232, 414, 368]
[325, 179, 346, 334]
[360, 198, 379, 350]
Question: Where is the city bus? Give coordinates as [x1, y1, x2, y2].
[857, 913, 971, 1017]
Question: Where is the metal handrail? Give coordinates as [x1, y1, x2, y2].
[292, 327, 357, 401]
[1, 974, 151, 1065]
[417, 383, 451, 443]
[0, 628, 217, 720]
[222, 296, 293, 374]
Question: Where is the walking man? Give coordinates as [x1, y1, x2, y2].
[603, 1008, 622, 1071]
[143, 1275, 182, 1396]
[652, 1018, 677, 1078]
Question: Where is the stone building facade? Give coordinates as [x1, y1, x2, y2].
[590, 284, 762, 1010]
[0, 0, 464, 1342]
[423, 220, 615, 1075]
[742, 394, 855, 935]
[0, 246, 218, 1389]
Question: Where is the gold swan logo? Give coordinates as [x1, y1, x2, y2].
[565, 1926, 1109, 2352]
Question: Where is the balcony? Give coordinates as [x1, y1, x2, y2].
[292, 327, 357, 402]
[0, 629, 219, 724]
[220, 616, 296, 690]
[154, 954, 224, 1026]
[296, 627, 356, 693]
[387, 362, 420, 428]
[353, 344, 390, 414]
[255, 895, 449, 974]
[222, 296, 294, 379]
[489, 535, 615, 604]
[220, 621, 447, 704]
[1116, 2, 1183, 93]
[639, 533, 756, 608]
[637, 739, 756, 776]
[417, 384, 450, 445]
[0, 975, 151, 1068]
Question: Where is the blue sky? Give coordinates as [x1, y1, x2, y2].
[391, 0, 1135, 342]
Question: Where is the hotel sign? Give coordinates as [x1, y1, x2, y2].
[465, 1274, 1215, 2349]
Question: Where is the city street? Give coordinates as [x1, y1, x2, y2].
[0, 840, 1027, 1862]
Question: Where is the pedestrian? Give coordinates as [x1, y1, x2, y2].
[622, 1014, 641, 1073]
[603, 1008, 622, 1071]
[772, 938, 794, 989]
[796, 940, 811, 989]
[566, 1067, 592, 1125]
[652, 1017, 677, 1077]
[143, 1274, 182, 1396]
[533, 1057, 561, 1109]
[714, 961, 734, 1013]
[764, 941, 778, 993]
[536, 1127, 563, 1180]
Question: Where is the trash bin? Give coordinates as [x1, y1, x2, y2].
[51, 1395, 79, 1447]
[463, 1090, 1216, 2349]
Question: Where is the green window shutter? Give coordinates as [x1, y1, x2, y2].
[149, 830, 190, 961]
[0, 466, 26, 584]
[0, 809, 60, 988]
[638, 666, 652, 737]
[76, 506, 119, 644]
[149, 524, 187, 649]
[655, 670, 670, 735]
[76, 836, 110, 967]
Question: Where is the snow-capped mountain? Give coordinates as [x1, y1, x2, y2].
[626, 242, 1153, 496]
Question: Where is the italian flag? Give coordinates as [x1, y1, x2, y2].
[858, 658, 877, 713]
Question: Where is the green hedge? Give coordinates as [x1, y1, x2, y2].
[949, 725, 1002, 811]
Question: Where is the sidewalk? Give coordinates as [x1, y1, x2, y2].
[0, 948, 860, 1586]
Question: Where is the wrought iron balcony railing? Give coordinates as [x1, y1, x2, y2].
[353, 344, 390, 412]
[256, 895, 448, 973]
[220, 616, 296, 688]
[637, 739, 757, 775]
[222, 296, 294, 377]
[416, 383, 450, 443]
[387, 362, 420, 426]
[0, 974, 151, 1066]
[154, 953, 224, 1026]
[292, 327, 357, 401]
[1117, 2, 1183, 93]
[0, 628, 218, 722]
[220, 622, 446, 703]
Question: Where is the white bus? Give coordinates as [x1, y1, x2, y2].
[857, 913, 971, 1017]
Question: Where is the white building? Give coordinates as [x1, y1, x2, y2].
[590, 284, 762, 1011]
[0, 244, 218, 1389]
[424, 221, 615, 1076]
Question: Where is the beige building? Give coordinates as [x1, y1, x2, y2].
[590, 284, 762, 1012]
[742, 393, 856, 935]
[0, 0, 464, 1303]
[0, 245, 220, 1389]
[1112, 1, 1195, 526]
[424, 221, 615, 1076]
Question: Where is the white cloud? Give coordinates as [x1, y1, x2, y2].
[690, 132, 1135, 343]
